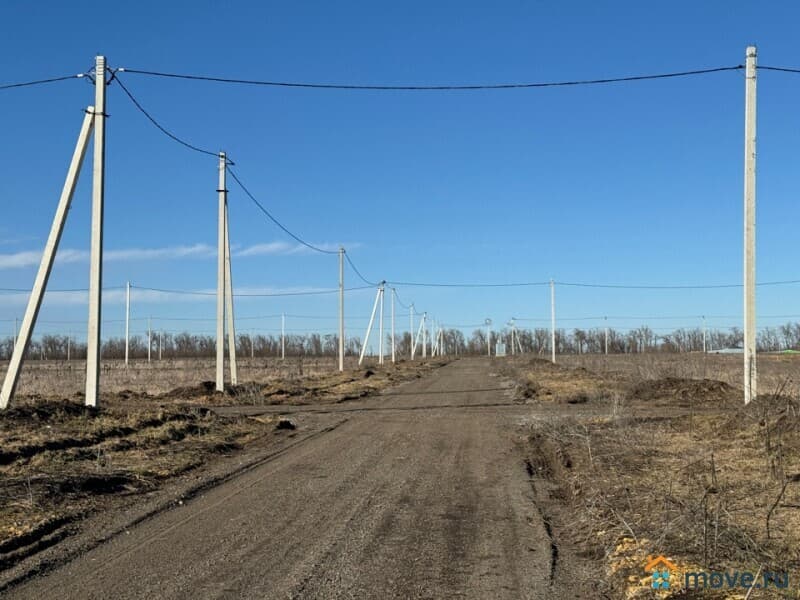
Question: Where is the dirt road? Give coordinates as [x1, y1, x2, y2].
[8, 359, 584, 599]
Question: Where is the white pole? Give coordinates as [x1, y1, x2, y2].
[378, 284, 384, 364]
[0, 108, 94, 409]
[147, 317, 151, 363]
[550, 279, 556, 364]
[410, 304, 415, 360]
[85, 56, 107, 408]
[358, 286, 382, 365]
[67, 333, 71, 362]
[604, 316, 608, 355]
[281, 313, 285, 360]
[743, 46, 757, 405]
[391, 288, 396, 363]
[414, 317, 425, 356]
[338, 247, 345, 371]
[125, 281, 130, 367]
[486, 320, 491, 357]
[224, 201, 237, 384]
[216, 152, 226, 392]
[158, 330, 162, 361]
[702, 315, 707, 353]
[422, 313, 427, 358]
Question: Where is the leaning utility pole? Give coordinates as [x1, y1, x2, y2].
[0, 106, 95, 409]
[85, 56, 107, 407]
[743, 46, 757, 405]
[338, 247, 345, 371]
[216, 152, 227, 392]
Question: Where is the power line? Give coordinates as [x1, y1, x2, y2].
[556, 279, 800, 289]
[118, 65, 743, 92]
[759, 65, 800, 74]
[0, 74, 84, 91]
[114, 74, 221, 159]
[344, 251, 379, 286]
[386, 280, 549, 288]
[130, 284, 371, 297]
[226, 167, 338, 255]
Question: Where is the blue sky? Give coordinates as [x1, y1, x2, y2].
[1, 0, 800, 344]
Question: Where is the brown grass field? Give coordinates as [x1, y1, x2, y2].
[503, 352, 800, 598]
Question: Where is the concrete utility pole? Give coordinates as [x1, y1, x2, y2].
[85, 56, 107, 408]
[422, 312, 427, 358]
[147, 317, 152, 363]
[391, 288, 396, 363]
[743, 45, 757, 405]
[550, 279, 556, 363]
[0, 107, 94, 409]
[378, 283, 385, 365]
[410, 303, 415, 360]
[604, 316, 608, 355]
[358, 285, 382, 365]
[216, 152, 227, 392]
[224, 202, 237, 384]
[125, 281, 130, 367]
[338, 247, 345, 371]
[702, 315, 707, 353]
[485, 319, 492, 357]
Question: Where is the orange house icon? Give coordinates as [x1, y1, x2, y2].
[645, 555, 677, 572]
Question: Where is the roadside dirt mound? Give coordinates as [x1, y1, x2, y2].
[628, 376, 738, 407]
[0, 399, 95, 422]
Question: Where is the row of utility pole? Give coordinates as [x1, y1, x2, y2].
[0, 46, 761, 409]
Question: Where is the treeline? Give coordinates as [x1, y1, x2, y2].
[0, 323, 796, 361]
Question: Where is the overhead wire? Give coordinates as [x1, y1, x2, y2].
[0, 73, 85, 91]
[113, 74, 222, 159]
[225, 167, 338, 255]
[118, 65, 744, 91]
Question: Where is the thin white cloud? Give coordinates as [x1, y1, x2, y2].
[0, 241, 355, 270]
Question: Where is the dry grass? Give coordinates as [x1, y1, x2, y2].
[507, 355, 800, 598]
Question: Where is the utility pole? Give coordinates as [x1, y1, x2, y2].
[216, 152, 226, 392]
[158, 330, 162, 361]
[702, 315, 707, 353]
[378, 283, 385, 365]
[485, 318, 492, 357]
[391, 288, 396, 363]
[358, 285, 382, 365]
[281, 313, 285, 360]
[67, 333, 71, 362]
[125, 281, 130, 367]
[147, 317, 151, 363]
[410, 303, 415, 360]
[338, 247, 345, 371]
[85, 55, 107, 408]
[550, 279, 556, 363]
[0, 106, 94, 410]
[422, 312, 427, 358]
[224, 201, 237, 384]
[743, 45, 757, 405]
[604, 316, 608, 355]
